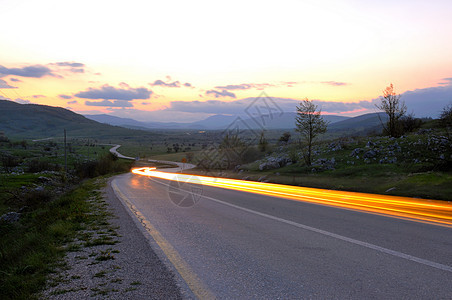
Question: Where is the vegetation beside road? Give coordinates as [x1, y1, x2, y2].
[0, 139, 133, 299]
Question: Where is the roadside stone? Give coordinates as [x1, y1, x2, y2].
[350, 148, 362, 157]
[363, 150, 377, 159]
[258, 175, 268, 182]
[259, 161, 280, 171]
[0, 212, 20, 223]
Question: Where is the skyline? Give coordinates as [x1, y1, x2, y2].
[1, 0, 452, 122]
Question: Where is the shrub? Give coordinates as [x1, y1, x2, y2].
[26, 159, 60, 173]
[399, 114, 422, 133]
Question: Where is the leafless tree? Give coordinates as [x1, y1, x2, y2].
[295, 98, 328, 166]
[376, 83, 407, 137]
[440, 103, 452, 138]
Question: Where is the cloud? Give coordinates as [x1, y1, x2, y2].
[54, 62, 85, 68]
[69, 68, 84, 73]
[67, 100, 78, 104]
[9, 78, 21, 82]
[439, 77, 452, 86]
[0, 64, 55, 78]
[214, 83, 276, 91]
[150, 79, 181, 88]
[119, 82, 130, 88]
[149, 78, 193, 88]
[396, 84, 452, 117]
[85, 100, 134, 107]
[321, 81, 348, 86]
[51, 61, 85, 74]
[75, 84, 152, 100]
[205, 89, 236, 98]
[215, 84, 252, 90]
[282, 81, 298, 87]
[32, 95, 45, 98]
[0, 79, 16, 89]
[59, 94, 73, 99]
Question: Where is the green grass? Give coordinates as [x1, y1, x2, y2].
[0, 179, 106, 300]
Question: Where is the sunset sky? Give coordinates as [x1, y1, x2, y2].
[1, 0, 452, 122]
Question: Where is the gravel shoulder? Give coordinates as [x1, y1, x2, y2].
[41, 177, 182, 299]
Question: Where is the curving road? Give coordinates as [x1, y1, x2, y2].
[111, 169, 452, 299]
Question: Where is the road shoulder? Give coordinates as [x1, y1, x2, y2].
[41, 177, 182, 299]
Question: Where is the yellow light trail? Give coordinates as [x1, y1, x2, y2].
[131, 167, 452, 227]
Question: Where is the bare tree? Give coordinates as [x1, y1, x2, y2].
[258, 131, 268, 152]
[219, 133, 244, 169]
[376, 84, 407, 137]
[440, 103, 452, 138]
[295, 98, 328, 166]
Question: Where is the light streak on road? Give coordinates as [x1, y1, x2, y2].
[131, 167, 452, 227]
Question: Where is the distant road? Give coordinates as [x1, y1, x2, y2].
[109, 144, 135, 160]
[111, 169, 452, 299]
[109, 144, 196, 172]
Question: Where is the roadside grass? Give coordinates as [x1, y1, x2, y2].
[150, 152, 193, 162]
[0, 178, 108, 300]
[0, 173, 43, 215]
[189, 164, 452, 201]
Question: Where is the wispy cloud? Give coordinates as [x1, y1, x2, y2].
[59, 94, 73, 99]
[0, 64, 55, 78]
[67, 100, 78, 105]
[0, 79, 16, 88]
[205, 89, 236, 98]
[32, 95, 45, 98]
[75, 84, 152, 101]
[214, 83, 276, 91]
[149, 79, 193, 88]
[54, 62, 85, 68]
[321, 81, 348, 86]
[85, 100, 134, 107]
[215, 84, 252, 90]
[50, 61, 85, 74]
[9, 78, 21, 82]
[439, 77, 452, 86]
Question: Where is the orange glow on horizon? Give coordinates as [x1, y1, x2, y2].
[131, 167, 452, 227]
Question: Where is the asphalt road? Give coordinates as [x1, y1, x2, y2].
[111, 172, 452, 299]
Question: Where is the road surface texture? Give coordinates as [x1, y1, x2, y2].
[111, 171, 452, 299]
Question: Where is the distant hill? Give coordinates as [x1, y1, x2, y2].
[328, 112, 388, 133]
[86, 112, 350, 130]
[0, 100, 159, 140]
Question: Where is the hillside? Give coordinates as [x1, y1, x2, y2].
[328, 112, 388, 134]
[0, 100, 160, 140]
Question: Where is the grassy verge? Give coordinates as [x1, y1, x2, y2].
[0, 178, 110, 300]
[188, 166, 452, 201]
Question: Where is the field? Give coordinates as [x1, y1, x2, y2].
[117, 124, 452, 201]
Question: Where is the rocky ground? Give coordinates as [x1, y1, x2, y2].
[41, 179, 182, 300]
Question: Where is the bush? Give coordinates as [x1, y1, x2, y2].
[22, 188, 52, 208]
[400, 114, 422, 133]
[75, 152, 131, 179]
[26, 159, 60, 173]
[0, 152, 20, 173]
[242, 147, 263, 164]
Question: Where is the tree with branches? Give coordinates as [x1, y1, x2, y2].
[295, 98, 328, 166]
[376, 83, 407, 137]
[440, 103, 452, 139]
[219, 133, 244, 169]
